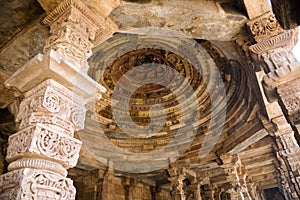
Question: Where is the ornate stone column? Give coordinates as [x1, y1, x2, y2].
[188, 183, 202, 200]
[101, 165, 115, 200]
[168, 174, 186, 200]
[245, 177, 260, 200]
[200, 184, 215, 200]
[220, 154, 247, 200]
[247, 9, 300, 199]
[0, 0, 107, 199]
[168, 168, 187, 200]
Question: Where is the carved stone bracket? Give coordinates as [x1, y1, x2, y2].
[247, 11, 300, 106]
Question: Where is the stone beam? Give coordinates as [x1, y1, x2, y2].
[242, 0, 272, 19]
[109, 0, 247, 41]
[229, 129, 268, 154]
[38, 0, 120, 17]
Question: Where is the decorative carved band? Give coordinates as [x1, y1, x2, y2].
[43, 0, 102, 29]
[0, 169, 75, 199]
[7, 123, 82, 168]
[249, 29, 297, 55]
[17, 79, 86, 131]
[8, 158, 68, 177]
[247, 11, 283, 42]
[20, 112, 75, 136]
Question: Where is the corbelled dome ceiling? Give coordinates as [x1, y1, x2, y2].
[80, 33, 264, 177]
[0, 0, 299, 199]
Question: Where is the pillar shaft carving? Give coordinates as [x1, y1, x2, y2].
[272, 116, 300, 198]
[0, 0, 107, 199]
[169, 175, 186, 200]
[43, 0, 99, 67]
[220, 154, 249, 200]
[188, 183, 202, 200]
[0, 80, 84, 199]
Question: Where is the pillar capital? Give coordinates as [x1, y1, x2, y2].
[247, 11, 284, 42]
[43, 0, 118, 68]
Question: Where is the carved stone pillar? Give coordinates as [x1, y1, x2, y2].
[220, 154, 246, 200]
[245, 177, 260, 200]
[168, 174, 186, 200]
[201, 184, 215, 200]
[272, 116, 300, 198]
[0, 0, 107, 199]
[0, 79, 84, 199]
[247, 9, 300, 199]
[188, 183, 202, 200]
[101, 166, 115, 200]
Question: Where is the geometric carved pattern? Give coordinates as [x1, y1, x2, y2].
[6, 123, 82, 168]
[0, 169, 75, 200]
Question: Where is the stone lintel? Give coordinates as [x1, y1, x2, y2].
[229, 129, 269, 154]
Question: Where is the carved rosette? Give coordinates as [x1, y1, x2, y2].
[6, 123, 82, 168]
[0, 169, 75, 199]
[43, 0, 103, 66]
[247, 11, 284, 42]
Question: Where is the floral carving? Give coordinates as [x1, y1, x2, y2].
[0, 169, 75, 199]
[249, 30, 297, 55]
[247, 12, 283, 42]
[20, 113, 75, 136]
[43, 0, 100, 65]
[17, 79, 86, 131]
[7, 124, 82, 168]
